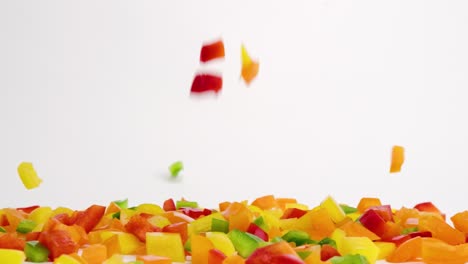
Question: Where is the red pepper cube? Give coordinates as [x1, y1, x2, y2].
[359, 209, 386, 237]
[190, 74, 222, 94]
[200, 40, 225, 63]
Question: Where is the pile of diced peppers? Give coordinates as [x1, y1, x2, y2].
[1, 196, 468, 264]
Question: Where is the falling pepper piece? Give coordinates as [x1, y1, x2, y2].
[390, 145, 405, 173]
[241, 44, 259, 85]
[200, 40, 225, 63]
[17, 162, 42, 190]
[190, 74, 223, 94]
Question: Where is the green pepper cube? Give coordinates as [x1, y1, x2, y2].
[318, 237, 337, 248]
[401, 227, 418, 234]
[113, 198, 128, 209]
[211, 218, 229, 233]
[169, 161, 184, 177]
[282, 230, 311, 246]
[0, 227, 6, 233]
[25, 241, 50, 263]
[297, 251, 312, 260]
[340, 204, 358, 214]
[176, 200, 198, 209]
[228, 229, 263, 258]
[112, 211, 121, 219]
[330, 254, 369, 264]
[16, 220, 37, 234]
[253, 216, 269, 231]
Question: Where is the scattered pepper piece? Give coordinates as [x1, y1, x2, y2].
[241, 44, 259, 85]
[200, 39, 225, 63]
[390, 145, 405, 173]
[17, 162, 42, 190]
[190, 74, 222, 94]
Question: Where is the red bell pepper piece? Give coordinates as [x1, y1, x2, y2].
[387, 231, 432, 246]
[163, 198, 176, 212]
[125, 214, 161, 242]
[0, 233, 26, 250]
[190, 74, 222, 94]
[281, 208, 307, 219]
[200, 40, 225, 63]
[17, 205, 40, 214]
[208, 248, 227, 264]
[247, 223, 269, 242]
[74, 205, 106, 233]
[26, 231, 41, 241]
[180, 207, 212, 219]
[359, 209, 386, 237]
[369, 205, 394, 222]
[320, 244, 340, 261]
[245, 241, 303, 264]
[38, 229, 79, 259]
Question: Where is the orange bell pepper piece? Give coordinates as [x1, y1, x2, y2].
[339, 221, 380, 241]
[241, 45, 259, 85]
[81, 244, 107, 264]
[390, 145, 405, 173]
[418, 214, 465, 245]
[386, 236, 422, 263]
[251, 195, 277, 210]
[136, 255, 172, 264]
[451, 211, 468, 233]
[191, 234, 215, 264]
[295, 208, 335, 241]
[357, 197, 382, 213]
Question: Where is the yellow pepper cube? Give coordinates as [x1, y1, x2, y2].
[101, 231, 142, 255]
[53, 254, 81, 264]
[0, 249, 25, 264]
[375, 242, 396, 259]
[29, 206, 53, 232]
[17, 162, 42, 189]
[102, 254, 125, 264]
[206, 232, 236, 256]
[341, 236, 380, 264]
[148, 215, 171, 229]
[146, 232, 185, 262]
[320, 196, 346, 223]
[136, 203, 164, 215]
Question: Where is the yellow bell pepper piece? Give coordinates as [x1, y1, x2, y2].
[136, 203, 164, 215]
[53, 254, 81, 264]
[146, 232, 185, 262]
[0, 249, 25, 264]
[375, 241, 396, 260]
[206, 231, 236, 256]
[341, 236, 380, 264]
[17, 162, 42, 189]
[29, 206, 52, 232]
[102, 254, 125, 264]
[285, 203, 309, 211]
[320, 196, 346, 223]
[52, 206, 74, 217]
[100, 231, 142, 255]
[148, 215, 171, 229]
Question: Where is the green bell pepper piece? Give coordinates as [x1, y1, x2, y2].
[113, 198, 128, 209]
[282, 230, 311, 246]
[211, 218, 229, 233]
[176, 200, 198, 209]
[318, 237, 337, 248]
[0, 226, 6, 233]
[228, 229, 263, 258]
[330, 254, 369, 264]
[401, 227, 418, 234]
[169, 161, 184, 177]
[16, 219, 37, 234]
[340, 204, 358, 214]
[25, 241, 50, 263]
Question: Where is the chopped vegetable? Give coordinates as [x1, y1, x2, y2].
[390, 145, 405, 173]
[24, 241, 49, 263]
[17, 162, 42, 190]
[200, 39, 225, 63]
[168, 161, 184, 177]
[0, 196, 467, 263]
[113, 199, 128, 209]
[190, 74, 222, 94]
[241, 44, 259, 85]
[16, 220, 37, 234]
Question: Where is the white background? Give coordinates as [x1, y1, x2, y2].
[1, 1, 468, 219]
